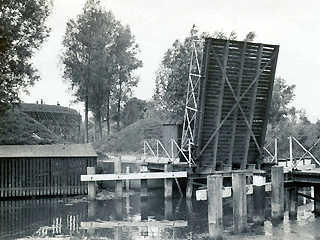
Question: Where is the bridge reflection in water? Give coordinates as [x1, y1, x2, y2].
[0, 189, 318, 240]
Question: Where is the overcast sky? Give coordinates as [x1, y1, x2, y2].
[20, 0, 320, 121]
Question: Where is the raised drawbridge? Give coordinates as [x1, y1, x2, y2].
[181, 38, 279, 172]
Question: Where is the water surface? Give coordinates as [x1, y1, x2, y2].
[1, 189, 319, 239]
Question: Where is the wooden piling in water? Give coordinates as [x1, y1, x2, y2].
[186, 179, 193, 199]
[140, 162, 148, 197]
[232, 172, 247, 233]
[253, 174, 266, 225]
[87, 167, 96, 200]
[164, 163, 173, 198]
[271, 166, 284, 221]
[126, 166, 130, 190]
[115, 156, 122, 198]
[207, 175, 223, 239]
[314, 185, 320, 215]
[288, 187, 298, 219]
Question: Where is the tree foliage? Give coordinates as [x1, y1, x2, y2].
[268, 77, 296, 124]
[121, 97, 146, 128]
[61, 0, 142, 140]
[0, 0, 51, 114]
[265, 77, 320, 160]
[153, 25, 256, 118]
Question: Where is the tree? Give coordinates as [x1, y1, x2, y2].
[153, 25, 255, 118]
[110, 25, 142, 132]
[61, 0, 141, 141]
[121, 97, 146, 127]
[0, 0, 51, 115]
[265, 77, 315, 159]
[268, 77, 296, 124]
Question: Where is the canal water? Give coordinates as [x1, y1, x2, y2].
[1, 189, 319, 239]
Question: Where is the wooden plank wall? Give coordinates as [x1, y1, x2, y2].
[0, 198, 87, 239]
[0, 157, 96, 198]
[195, 38, 279, 170]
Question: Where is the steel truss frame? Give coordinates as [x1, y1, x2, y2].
[181, 40, 204, 166]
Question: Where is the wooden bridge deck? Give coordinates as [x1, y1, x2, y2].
[286, 169, 320, 185]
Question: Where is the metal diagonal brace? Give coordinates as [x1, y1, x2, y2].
[198, 46, 279, 158]
[293, 138, 320, 167]
[209, 44, 261, 155]
[292, 137, 320, 167]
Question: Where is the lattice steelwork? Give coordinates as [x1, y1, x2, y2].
[181, 40, 204, 166]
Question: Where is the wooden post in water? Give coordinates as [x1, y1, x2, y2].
[207, 175, 223, 239]
[165, 199, 173, 221]
[288, 187, 298, 219]
[253, 173, 266, 225]
[186, 179, 193, 199]
[140, 162, 148, 197]
[115, 156, 122, 198]
[232, 172, 247, 233]
[88, 200, 97, 235]
[164, 163, 173, 198]
[126, 166, 130, 190]
[87, 167, 96, 200]
[314, 185, 320, 214]
[271, 166, 284, 220]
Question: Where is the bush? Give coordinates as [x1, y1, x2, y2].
[92, 118, 163, 154]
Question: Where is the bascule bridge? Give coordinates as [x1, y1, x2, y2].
[180, 38, 279, 173]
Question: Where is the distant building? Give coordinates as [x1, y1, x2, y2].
[20, 102, 82, 143]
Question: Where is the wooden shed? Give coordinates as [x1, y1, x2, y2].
[0, 144, 97, 198]
[163, 116, 183, 157]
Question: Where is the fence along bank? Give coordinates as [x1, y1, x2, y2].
[0, 144, 97, 198]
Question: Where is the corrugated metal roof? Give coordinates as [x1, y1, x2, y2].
[163, 116, 183, 125]
[20, 103, 79, 115]
[0, 144, 97, 158]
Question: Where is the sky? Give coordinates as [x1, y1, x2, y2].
[20, 0, 320, 122]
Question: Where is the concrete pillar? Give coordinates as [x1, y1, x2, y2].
[115, 156, 122, 198]
[253, 174, 266, 225]
[232, 172, 247, 233]
[87, 167, 96, 200]
[314, 184, 320, 215]
[164, 163, 173, 198]
[288, 187, 298, 219]
[271, 166, 284, 221]
[207, 175, 223, 239]
[186, 179, 193, 199]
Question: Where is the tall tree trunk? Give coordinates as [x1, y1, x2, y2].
[106, 91, 110, 135]
[94, 114, 98, 141]
[85, 94, 89, 143]
[98, 111, 102, 138]
[117, 81, 122, 132]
